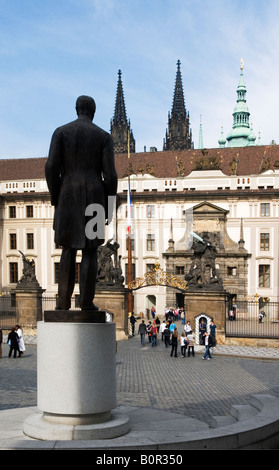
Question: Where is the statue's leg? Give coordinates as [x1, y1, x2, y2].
[57, 247, 76, 310]
[79, 247, 98, 310]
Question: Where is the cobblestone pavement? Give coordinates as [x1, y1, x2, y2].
[1, 329, 279, 427]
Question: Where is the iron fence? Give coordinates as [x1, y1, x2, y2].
[0, 293, 16, 329]
[42, 295, 81, 311]
[225, 301, 279, 339]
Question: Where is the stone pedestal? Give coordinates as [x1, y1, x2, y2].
[15, 287, 45, 327]
[95, 288, 129, 339]
[23, 313, 129, 440]
[185, 290, 227, 333]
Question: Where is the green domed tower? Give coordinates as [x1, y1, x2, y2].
[220, 60, 257, 148]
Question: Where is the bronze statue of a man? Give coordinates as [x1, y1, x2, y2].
[45, 95, 118, 310]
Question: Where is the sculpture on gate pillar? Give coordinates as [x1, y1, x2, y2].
[185, 232, 223, 289]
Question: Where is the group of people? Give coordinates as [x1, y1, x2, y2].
[6, 324, 26, 358]
[136, 311, 217, 361]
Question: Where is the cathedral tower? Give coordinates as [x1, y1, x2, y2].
[163, 60, 193, 151]
[110, 70, 135, 154]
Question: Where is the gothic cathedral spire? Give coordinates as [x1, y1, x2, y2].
[110, 70, 135, 154]
[163, 60, 193, 151]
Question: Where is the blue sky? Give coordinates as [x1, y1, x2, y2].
[0, 0, 278, 158]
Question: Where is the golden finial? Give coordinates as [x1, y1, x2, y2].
[240, 58, 244, 70]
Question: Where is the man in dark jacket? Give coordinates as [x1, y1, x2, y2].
[45, 95, 118, 310]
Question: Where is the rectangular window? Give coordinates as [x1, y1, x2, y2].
[227, 267, 237, 276]
[26, 205, 33, 218]
[260, 233, 270, 251]
[9, 206, 16, 218]
[146, 234, 155, 251]
[9, 233, 17, 250]
[259, 264, 270, 288]
[176, 266, 185, 275]
[9, 262, 18, 283]
[260, 203, 270, 216]
[146, 205, 155, 218]
[27, 233, 34, 250]
[54, 262, 60, 284]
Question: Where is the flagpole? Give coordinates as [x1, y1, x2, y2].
[127, 128, 133, 314]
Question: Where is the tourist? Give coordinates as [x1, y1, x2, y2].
[209, 320, 217, 346]
[8, 327, 19, 358]
[202, 332, 212, 360]
[15, 324, 25, 357]
[129, 312, 137, 336]
[164, 326, 170, 347]
[146, 321, 152, 343]
[180, 331, 187, 357]
[151, 322, 158, 347]
[151, 306, 156, 320]
[170, 327, 178, 357]
[169, 321, 176, 334]
[184, 320, 191, 335]
[159, 320, 166, 341]
[138, 320, 147, 347]
[187, 330, 195, 356]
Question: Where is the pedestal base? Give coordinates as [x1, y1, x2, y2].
[24, 410, 130, 441]
[23, 319, 129, 440]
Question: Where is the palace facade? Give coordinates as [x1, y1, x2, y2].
[0, 61, 278, 316]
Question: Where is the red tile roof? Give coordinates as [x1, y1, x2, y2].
[0, 146, 279, 181]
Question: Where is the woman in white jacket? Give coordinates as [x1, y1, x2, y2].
[15, 324, 25, 357]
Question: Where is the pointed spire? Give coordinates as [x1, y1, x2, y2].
[238, 218, 245, 250]
[113, 70, 127, 126]
[110, 69, 135, 154]
[226, 60, 253, 147]
[163, 60, 193, 151]
[172, 59, 186, 119]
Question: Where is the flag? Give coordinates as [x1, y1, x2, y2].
[127, 182, 132, 233]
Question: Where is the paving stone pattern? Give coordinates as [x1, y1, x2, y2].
[1, 328, 279, 427]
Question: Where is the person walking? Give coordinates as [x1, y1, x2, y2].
[138, 320, 147, 347]
[202, 332, 212, 360]
[146, 321, 152, 343]
[151, 322, 158, 347]
[15, 324, 25, 357]
[8, 327, 19, 358]
[170, 327, 178, 357]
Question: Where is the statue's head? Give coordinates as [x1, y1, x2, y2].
[76, 95, 96, 120]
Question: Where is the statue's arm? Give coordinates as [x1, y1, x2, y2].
[102, 133, 118, 197]
[45, 129, 63, 206]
